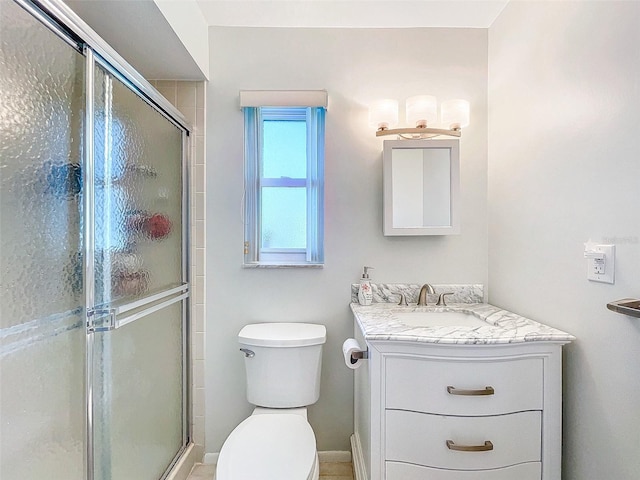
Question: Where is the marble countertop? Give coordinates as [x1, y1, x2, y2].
[351, 302, 575, 345]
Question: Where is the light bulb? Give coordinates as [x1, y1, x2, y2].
[368, 99, 399, 131]
[441, 99, 470, 130]
[406, 95, 437, 128]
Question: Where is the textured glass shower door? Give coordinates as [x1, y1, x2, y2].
[88, 61, 188, 480]
[1, 2, 190, 479]
[0, 1, 86, 478]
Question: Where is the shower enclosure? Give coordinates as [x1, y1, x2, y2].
[0, 1, 191, 479]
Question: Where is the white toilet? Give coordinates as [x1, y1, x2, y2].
[216, 322, 327, 480]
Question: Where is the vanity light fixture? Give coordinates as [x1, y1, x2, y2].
[370, 96, 470, 139]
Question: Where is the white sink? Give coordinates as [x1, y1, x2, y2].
[394, 311, 486, 328]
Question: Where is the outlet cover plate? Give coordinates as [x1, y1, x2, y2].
[587, 244, 615, 284]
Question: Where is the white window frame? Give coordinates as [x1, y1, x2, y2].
[243, 104, 325, 267]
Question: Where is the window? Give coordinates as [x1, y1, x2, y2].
[242, 95, 326, 266]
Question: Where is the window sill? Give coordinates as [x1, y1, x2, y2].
[242, 262, 324, 269]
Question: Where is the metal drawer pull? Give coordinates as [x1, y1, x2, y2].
[446, 440, 494, 452]
[447, 385, 495, 396]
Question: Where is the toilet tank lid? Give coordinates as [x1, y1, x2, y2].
[238, 323, 327, 347]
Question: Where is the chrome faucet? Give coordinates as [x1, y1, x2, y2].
[417, 284, 435, 306]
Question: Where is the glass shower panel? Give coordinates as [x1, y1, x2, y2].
[92, 301, 184, 480]
[0, 0, 85, 478]
[93, 64, 183, 308]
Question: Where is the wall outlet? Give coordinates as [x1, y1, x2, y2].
[593, 257, 605, 274]
[586, 244, 615, 284]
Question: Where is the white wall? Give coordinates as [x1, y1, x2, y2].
[205, 26, 488, 452]
[154, 0, 210, 79]
[488, 2, 640, 479]
[66, 0, 206, 80]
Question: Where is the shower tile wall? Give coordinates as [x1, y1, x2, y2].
[150, 80, 206, 460]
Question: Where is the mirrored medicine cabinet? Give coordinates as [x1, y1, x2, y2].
[383, 139, 460, 236]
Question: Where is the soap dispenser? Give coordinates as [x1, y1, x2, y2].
[358, 266, 374, 306]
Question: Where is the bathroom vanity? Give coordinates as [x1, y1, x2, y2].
[349, 286, 574, 480]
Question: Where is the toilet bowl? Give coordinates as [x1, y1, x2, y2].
[216, 408, 319, 480]
[216, 323, 326, 480]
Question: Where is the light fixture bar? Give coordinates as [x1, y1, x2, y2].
[376, 127, 461, 139]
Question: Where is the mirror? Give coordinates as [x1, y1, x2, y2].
[383, 139, 460, 236]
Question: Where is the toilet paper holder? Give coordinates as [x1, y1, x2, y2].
[343, 338, 368, 369]
[350, 349, 368, 364]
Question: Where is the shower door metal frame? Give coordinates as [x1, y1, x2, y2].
[10, 1, 193, 480]
[85, 45, 97, 480]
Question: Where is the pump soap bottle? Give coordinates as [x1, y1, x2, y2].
[358, 266, 374, 306]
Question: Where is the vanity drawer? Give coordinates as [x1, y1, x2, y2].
[385, 410, 541, 470]
[386, 461, 541, 480]
[385, 356, 543, 415]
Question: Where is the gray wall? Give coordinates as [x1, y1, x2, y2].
[488, 2, 640, 479]
[205, 26, 488, 452]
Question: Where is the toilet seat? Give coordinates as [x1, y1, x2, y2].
[216, 412, 318, 480]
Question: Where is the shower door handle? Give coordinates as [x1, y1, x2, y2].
[88, 290, 189, 332]
[115, 292, 189, 330]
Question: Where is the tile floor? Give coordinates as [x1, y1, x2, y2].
[187, 461, 354, 480]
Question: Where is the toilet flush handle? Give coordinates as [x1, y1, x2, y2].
[239, 348, 255, 358]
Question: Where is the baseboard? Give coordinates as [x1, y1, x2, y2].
[202, 450, 351, 465]
[351, 433, 368, 480]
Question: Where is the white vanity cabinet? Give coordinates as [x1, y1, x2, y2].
[352, 320, 566, 480]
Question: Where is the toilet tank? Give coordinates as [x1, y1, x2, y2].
[238, 323, 326, 408]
